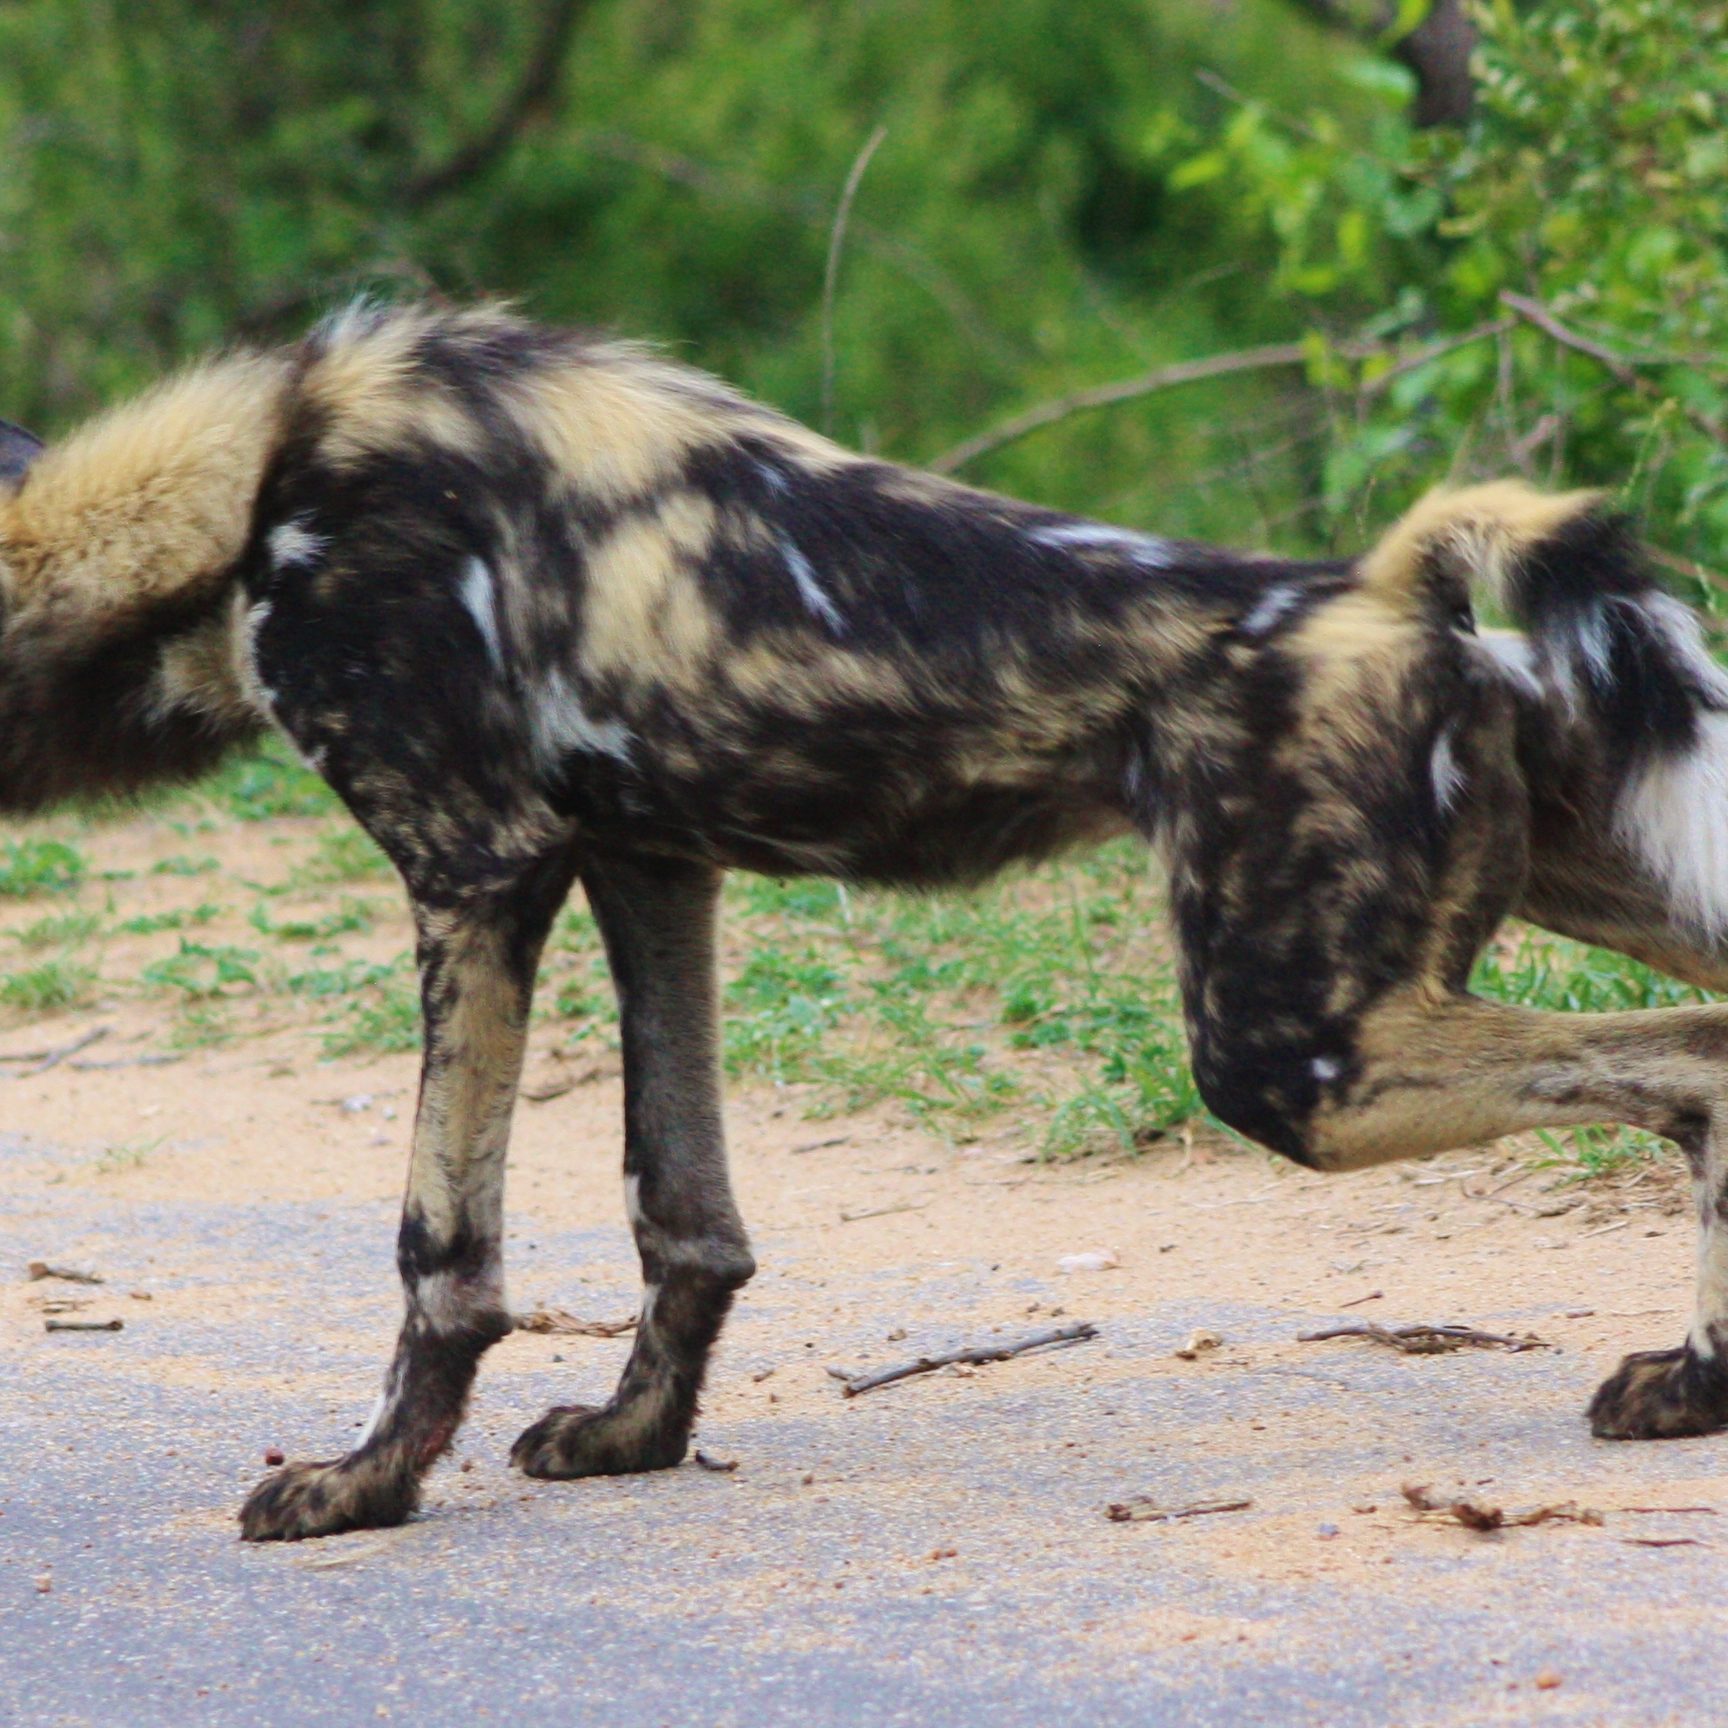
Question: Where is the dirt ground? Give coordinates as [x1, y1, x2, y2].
[1, 811, 1724, 1727]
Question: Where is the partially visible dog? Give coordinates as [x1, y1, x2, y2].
[3, 303, 1726, 1542]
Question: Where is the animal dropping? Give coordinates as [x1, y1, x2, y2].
[5, 303, 1728, 1541]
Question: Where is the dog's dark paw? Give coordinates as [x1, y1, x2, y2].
[239, 1457, 418, 1542]
[509, 1402, 688, 1479]
[1588, 1345, 1728, 1440]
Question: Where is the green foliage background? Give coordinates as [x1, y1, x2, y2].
[3, 0, 1722, 572]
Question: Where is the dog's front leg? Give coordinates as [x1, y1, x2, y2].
[241, 865, 572, 1541]
[512, 852, 755, 1479]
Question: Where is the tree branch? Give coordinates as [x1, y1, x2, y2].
[929, 320, 1509, 474]
[403, 0, 589, 208]
[1499, 291, 1727, 446]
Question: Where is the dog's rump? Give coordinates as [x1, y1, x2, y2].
[1357, 482, 1728, 964]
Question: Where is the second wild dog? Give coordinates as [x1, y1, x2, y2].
[3, 302, 1728, 1541]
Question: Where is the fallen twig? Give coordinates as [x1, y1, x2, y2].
[1298, 1320, 1549, 1354]
[0, 1026, 110, 1076]
[835, 1320, 1098, 1396]
[1402, 1482, 1602, 1532]
[838, 1201, 926, 1223]
[45, 1318, 123, 1333]
[67, 1053, 184, 1071]
[693, 1450, 739, 1473]
[513, 1309, 636, 1338]
[1107, 1495, 1253, 1525]
[791, 1135, 850, 1154]
[1339, 1289, 1384, 1309]
[1619, 1536, 1707, 1549]
[26, 1261, 103, 1285]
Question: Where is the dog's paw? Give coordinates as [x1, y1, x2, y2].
[509, 1402, 688, 1479]
[238, 1457, 418, 1542]
[1588, 1345, 1728, 1440]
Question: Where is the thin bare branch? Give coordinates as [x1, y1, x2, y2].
[930, 320, 1507, 474]
[1500, 291, 1727, 446]
[822, 125, 888, 436]
[404, 0, 589, 208]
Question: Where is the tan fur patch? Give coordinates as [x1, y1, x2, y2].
[579, 492, 723, 686]
[507, 352, 724, 507]
[303, 313, 479, 469]
[1359, 480, 1603, 605]
[0, 354, 289, 619]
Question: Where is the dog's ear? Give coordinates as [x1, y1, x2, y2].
[0, 418, 43, 488]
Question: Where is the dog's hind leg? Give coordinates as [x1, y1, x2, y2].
[240, 852, 577, 1540]
[512, 852, 755, 1479]
[1173, 631, 1728, 1440]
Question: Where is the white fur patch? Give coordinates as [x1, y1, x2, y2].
[268, 519, 326, 570]
[1241, 585, 1300, 637]
[1311, 1056, 1341, 1083]
[532, 669, 634, 766]
[459, 557, 503, 668]
[755, 460, 790, 494]
[1430, 724, 1465, 813]
[1029, 521, 1173, 569]
[1476, 631, 1542, 700]
[624, 1172, 645, 1231]
[1616, 710, 1728, 936]
[781, 539, 844, 633]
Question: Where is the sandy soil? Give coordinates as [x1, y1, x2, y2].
[1, 807, 1722, 1726]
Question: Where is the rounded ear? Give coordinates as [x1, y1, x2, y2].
[0, 417, 43, 486]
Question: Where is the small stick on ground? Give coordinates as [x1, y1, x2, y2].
[1107, 1495, 1253, 1524]
[513, 1309, 637, 1338]
[1401, 1482, 1602, 1531]
[0, 1026, 111, 1076]
[68, 1052, 184, 1072]
[1339, 1289, 1384, 1309]
[27, 1262, 104, 1285]
[838, 1202, 927, 1224]
[44, 1318, 123, 1333]
[1299, 1320, 1550, 1354]
[836, 1321, 1098, 1396]
[693, 1450, 739, 1473]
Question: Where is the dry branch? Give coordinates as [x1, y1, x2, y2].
[513, 1308, 636, 1337]
[404, 0, 590, 206]
[1402, 1482, 1602, 1532]
[1107, 1494, 1253, 1524]
[0, 1026, 110, 1075]
[930, 321, 1509, 473]
[834, 1320, 1098, 1395]
[1500, 291, 1727, 446]
[1298, 1320, 1549, 1354]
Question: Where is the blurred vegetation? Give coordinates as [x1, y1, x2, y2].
[1, 0, 1721, 571]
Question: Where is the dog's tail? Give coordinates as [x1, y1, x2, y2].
[1364, 480, 1728, 935]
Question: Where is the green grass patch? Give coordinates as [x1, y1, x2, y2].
[0, 839, 86, 898]
[251, 898, 377, 942]
[151, 854, 218, 878]
[320, 969, 421, 1056]
[141, 940, 260, 999]
[115, 905, 221, 936]
[0, 959, 96, 1013]
[298, 828, 393, 887]
[199, 740, 338, 821]
[12, 911, 102, 951]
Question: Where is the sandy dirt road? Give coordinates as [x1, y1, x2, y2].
[1, 1011, 1723, 1728]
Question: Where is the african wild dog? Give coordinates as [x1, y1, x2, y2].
[4, 303, 1728, 1542]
